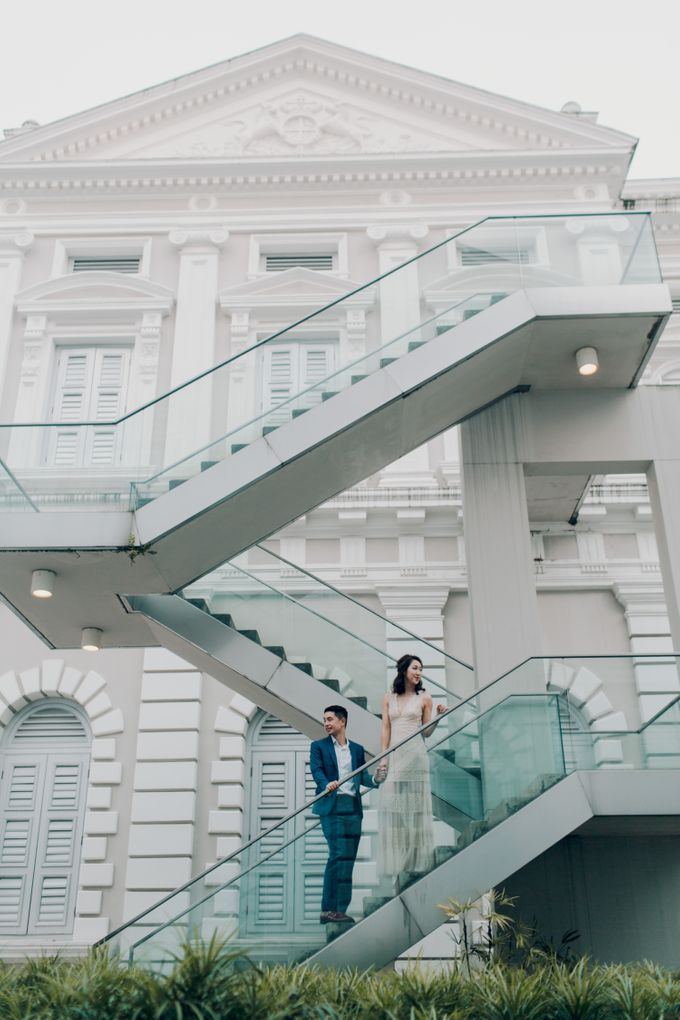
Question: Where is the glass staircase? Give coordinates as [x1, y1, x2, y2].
[0, 212, 661, 516]
[179, 543, 473, 716]
[100, 652, 680, 969]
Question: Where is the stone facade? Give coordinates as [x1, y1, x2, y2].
[0, 35, 678, 955]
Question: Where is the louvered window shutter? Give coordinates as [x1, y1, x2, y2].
[29, 755, 88, 932]
[300, 346, 334, 410]
[262, 343, 336, 423]
[459, 244, 532, 266]
[244, 716, 326, 937]
[264, 253, 334, 272]
[71, 256, 140, 273]
[49, 347, 130, 467]
[263, 347, 295, 424]
[0, 761, 41, 933]
[0, 702, 90, 936]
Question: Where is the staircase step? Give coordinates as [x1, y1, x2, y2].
[408, 341, 425, 352]
[212, 613, 234, 628]
[351, 374, 366, 385]
[291, 408, 309, 419]
[362, 895, 391, 917]
[321, 392, 337, 402]
[200, 460, 218, 472]
[490, 292, 506, 304]
[238, 629, 262, 645]
[379, 357, 397, 368]
[434, 845, 457, 867]
[187, 598, 209, 613]
[262, 426, 278, 437]
[135, 497, 153, 508]
[349, 695, 368, 709]
[321, 678, 340, 693]
[293, 662, 313, 676]
[463, 308, 481, 320]
[168, 478, 186, 490]
[230, 443, 248, 454]
[265, 645, 286, 660]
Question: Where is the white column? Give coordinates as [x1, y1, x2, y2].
[121, 649, 202, 953]
[613, 582, 679, 767]
[0, 231, 33, 393]
[165, 228, 227, 465]
[367, 223, 435, 488]
[460, 397, 542, 687]
[647, 458, 680, 651]
[377, 587, 451, 704]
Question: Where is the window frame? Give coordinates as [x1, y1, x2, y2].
[51, 237, 151, 278]
[248, 233, 348, 279]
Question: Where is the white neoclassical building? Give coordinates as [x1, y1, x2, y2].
[0, 35, 679, 967]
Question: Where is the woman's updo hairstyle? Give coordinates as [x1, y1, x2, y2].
[391, 654, 424, 695]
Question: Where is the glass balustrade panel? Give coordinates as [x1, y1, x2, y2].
[116, 692, 567, 967]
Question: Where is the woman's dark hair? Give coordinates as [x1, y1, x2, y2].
[391, 654, 424, 695]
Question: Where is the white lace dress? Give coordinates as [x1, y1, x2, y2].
[379, 692, 435, 878]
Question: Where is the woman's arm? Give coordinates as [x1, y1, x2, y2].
[421, 692, 440, 737]
[380, 693, 391, 753]
[376, 693, 391, 780]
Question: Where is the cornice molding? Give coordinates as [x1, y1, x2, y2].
[0, 148, 633, 195]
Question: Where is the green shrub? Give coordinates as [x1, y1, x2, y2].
[3, 942, 680, 1020]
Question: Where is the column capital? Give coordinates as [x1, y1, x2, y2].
[612, 580, 667, 614]
[366, 223, 429, 246]
[0, 230, 34, 254]
[376, 585, 450, 620]
[169, 227, 228, 251]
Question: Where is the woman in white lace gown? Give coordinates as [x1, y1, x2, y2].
[377, 654, 445, 881]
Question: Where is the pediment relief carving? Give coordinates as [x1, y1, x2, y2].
[126, 88, 465, 159]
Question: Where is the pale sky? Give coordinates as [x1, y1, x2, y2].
[2, 0, 678, 179]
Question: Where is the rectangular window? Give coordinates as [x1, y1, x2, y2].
[48, 347, 131, 468]
[459, 244, 532, 267]
[70, 256, 141, 273]
[261, 341, 337, 424]
[264, 253, 335, 272]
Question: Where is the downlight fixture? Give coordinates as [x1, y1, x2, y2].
[576, 346, 599, 376]
[81, 627, 103, 652]
[31, 569, 56, 598]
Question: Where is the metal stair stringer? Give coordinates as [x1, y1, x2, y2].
[308, 770, 595, 970]
[127, 593, 382, 750]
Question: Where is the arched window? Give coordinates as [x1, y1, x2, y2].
[0, 701, 90, 935]
[241, 713, 325, 946]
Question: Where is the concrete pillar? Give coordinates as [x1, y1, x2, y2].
[165, 227, 227, 466]
[121, 649, 202, 955]
[460, 396, 543, 687]
[0, 231, 33, 402]
[647, 459, 680, 652]
[367, 223, 436, 487]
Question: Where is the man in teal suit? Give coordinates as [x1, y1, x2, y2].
[310, 705, 382, 924]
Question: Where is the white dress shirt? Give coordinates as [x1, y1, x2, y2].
[331, 735, 355, 797]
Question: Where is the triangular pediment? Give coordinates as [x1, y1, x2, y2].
[0, 36, 635, 165]
[16, 273, 175, 313]
[220, 267, 374, 312]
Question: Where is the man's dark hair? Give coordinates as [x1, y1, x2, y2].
[324, 705, 348, 725]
